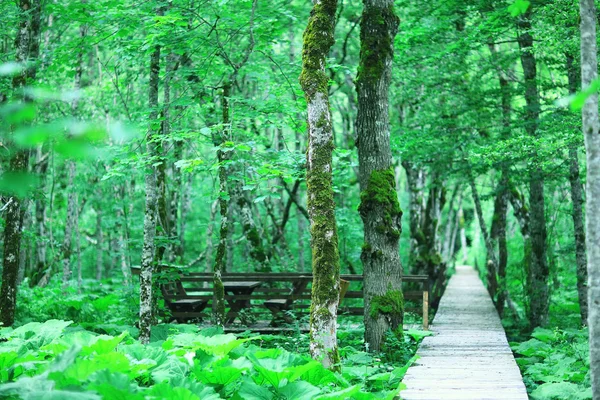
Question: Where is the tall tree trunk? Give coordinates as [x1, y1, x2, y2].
[566, 53, 588, 322]
[32, 148, 48, 285]
[61, 162, 77, 290]
[517, 8, 549, 328]
[459, 207, 468, 264]
[75, 195, 82, 293]
[403, 161, 425, 272]
[139, 36, 161, 345]
[579, 0, 600, 396]
[212, 84, 231, 327]
[95, 205, 103, 280]
[490, 174, 509, 316]
[0, 0, 42, 327]
[299, 0, 340, 370]
[356, 0, 402, 352]
[468, 170, 499, 303]
[488, 41, 511, 318]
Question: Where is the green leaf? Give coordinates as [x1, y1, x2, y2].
[531, 382, 592, 400]
[570, 79, 600, 111]
[277, 381, 321, 399]
[237, 379, 274, 400]
[0, 172, 39, 198]
[146, 383, 200, 400]
[531, 328, 555, 344]
[405, 329, 434, 341]
[508, 0, 530, 16]
[314, 385, 361, 399]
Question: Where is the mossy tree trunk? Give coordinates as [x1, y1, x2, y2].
[299, 0, 341, 370]
[355, 0, 401, 352]
[579, 0, 600, 396]
[517, 8, 549, 328]
[0, 0, 42, 327]
[139, 37, 161, 345]
[565, 53, 588, 322]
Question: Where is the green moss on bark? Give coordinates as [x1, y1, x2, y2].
[369, 288, 404, 340]
[357, 4, 399, 83]
[299, 1, 337, 97]
[358, 167, 402, 239]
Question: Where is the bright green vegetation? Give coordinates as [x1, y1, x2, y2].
[0, 319, 424, 399]
[511, 328, 591, 400]
[0, 0, 598, 397]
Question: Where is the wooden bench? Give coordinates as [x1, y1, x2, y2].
[131, 267, 430, 329]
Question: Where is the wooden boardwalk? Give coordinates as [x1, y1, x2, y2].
[401, 265, 528, 400]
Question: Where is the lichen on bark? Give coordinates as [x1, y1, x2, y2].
[299, 0, 341, 371]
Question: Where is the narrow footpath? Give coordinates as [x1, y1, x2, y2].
[401, 265, 528, 400]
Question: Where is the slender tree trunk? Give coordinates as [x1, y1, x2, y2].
[212, 84, 231, 327]
[459, 207, 468, 264]
[202, 199, 218, 272]
[17, 202, 31, 285]
[33, 148, 48, 285]
[442, 184, 460, 263]
[139, 37, 161, 345]
[491, 174, 509, 316]
[579, 0, 600, 396]
[468, 170, 499, 302]
[356, 0, 402, 352]
[566, 53, 588, 322]
[299, 0, 340, 370]
[61, 161, 77, 290]
[517, 8, 549, 328]
[0, 0, 42, 327]
[488, 41, 511, 318]
[403, 162, 425, 272]
[95, 206, 103, 280]
[75, 195, 82, 292]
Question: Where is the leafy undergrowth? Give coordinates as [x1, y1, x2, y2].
[0, 320, 424, 399]
[15, 278, 139, 328]
[511, 327, 591, 400]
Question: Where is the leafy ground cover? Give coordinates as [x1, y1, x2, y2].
[0, 313, 426, 399]
[510, 327, 591, 400]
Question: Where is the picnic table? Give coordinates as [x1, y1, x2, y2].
[131, 266, 430, 330]
[224, 281, 262, 323]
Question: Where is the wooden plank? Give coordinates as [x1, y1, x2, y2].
[401, 265, 528, 400]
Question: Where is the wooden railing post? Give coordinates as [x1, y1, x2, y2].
[423, 290, 429, 330]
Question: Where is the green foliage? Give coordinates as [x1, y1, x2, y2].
[0, 320, 425, 399]
[511, 328, 590, 399]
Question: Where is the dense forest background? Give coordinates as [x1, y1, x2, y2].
[0, 0, 597, 399]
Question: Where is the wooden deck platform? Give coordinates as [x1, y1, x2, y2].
[401, 265, 528, 400]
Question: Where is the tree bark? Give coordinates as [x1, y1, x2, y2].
[356, 0, 402, 352]
[579, 0, 600, 396]
[212, 84, 231, 327]
[0, 0, 42, 327]
[95, 205, 103, 280]
[32, 148, 49, 285]
[299, 0, 341, 370]
[139, 37, 161, 345]
[517, 8, 549, 328]
[566, 52, 588, 322]
[468, 170, 499, 303]
[61, 161, 77, 290]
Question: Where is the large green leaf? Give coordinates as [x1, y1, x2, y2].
[277, 381, 320, 399]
